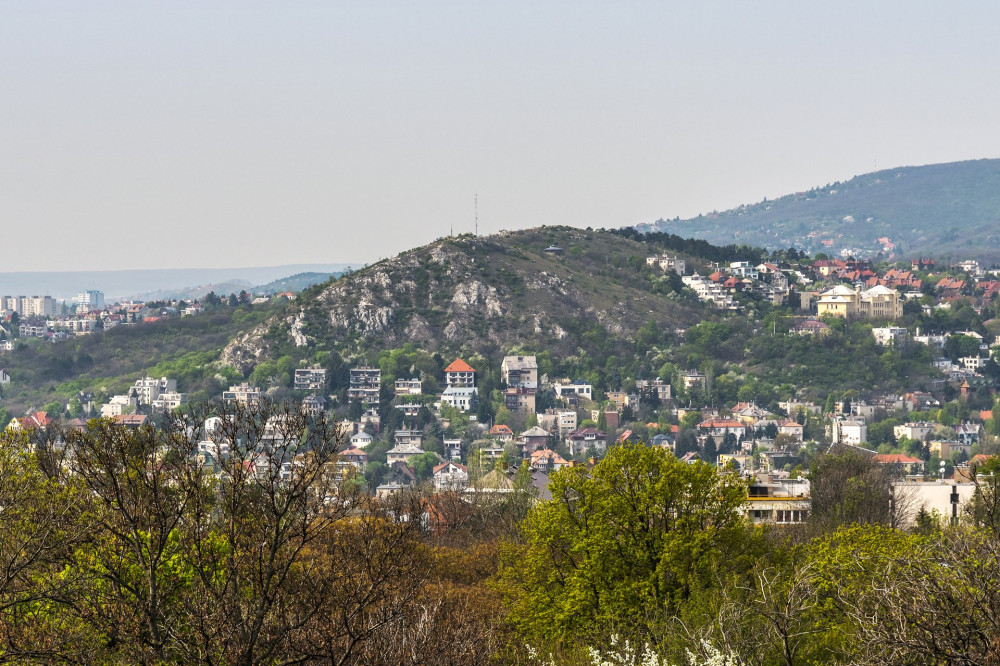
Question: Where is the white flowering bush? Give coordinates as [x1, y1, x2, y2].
[526, 636, 740, 666]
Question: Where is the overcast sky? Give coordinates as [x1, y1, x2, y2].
[3, 1, 999, 271]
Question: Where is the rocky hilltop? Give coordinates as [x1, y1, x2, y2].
[222, 226, 708, 372]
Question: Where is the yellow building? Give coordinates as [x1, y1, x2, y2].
[816, 285, 901, 319]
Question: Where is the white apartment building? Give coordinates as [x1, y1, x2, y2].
[645, 254, 686, 274]
[47, 319, 95, 334]
[74, 290, 105, 312]
[872, 326, 908, 346]
[1, 296, 57, 318]
[441, 386, 478, 412]
[133, 376, 177, 405]
[681, 274, 739, 310]
[223, 383, 261, 405]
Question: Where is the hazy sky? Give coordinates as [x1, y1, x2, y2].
[3, 1, 1000, 271]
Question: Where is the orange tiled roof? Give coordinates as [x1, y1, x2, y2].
[444, 358, 475, 373]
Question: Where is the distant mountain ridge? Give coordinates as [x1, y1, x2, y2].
[0, 264, 357, 302]
[638, 158, 1000, 263]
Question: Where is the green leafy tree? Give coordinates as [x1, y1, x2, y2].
[500, 444, 748, 649]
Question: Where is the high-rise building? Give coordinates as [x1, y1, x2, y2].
[75, 290, 105, 312]
[1, 296, 57, 318]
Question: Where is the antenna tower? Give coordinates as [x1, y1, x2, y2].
[475, 194, 478, 236]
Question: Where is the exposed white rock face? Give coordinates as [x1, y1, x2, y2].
[451, 281, 505, 318]
[289, 314, 309, 347]
[222, 326, 270, 373]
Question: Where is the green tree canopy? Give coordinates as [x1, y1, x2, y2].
[500, 443, 748, 648]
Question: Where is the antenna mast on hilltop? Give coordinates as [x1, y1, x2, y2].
[475, 193, 478, 236]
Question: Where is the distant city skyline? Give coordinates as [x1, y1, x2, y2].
[3, 1, 999, 271]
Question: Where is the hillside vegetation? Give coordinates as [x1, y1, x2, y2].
[0, 306, 281, 416]
[223, 227, 713, 374]
[640, 158, 1000, 262]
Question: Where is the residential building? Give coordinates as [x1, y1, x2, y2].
[444, 358, 476, 388]
[961, 356, 989, 371]
[872, 453, 924, 475]
[394, 378, 422, 396]
[816, 285, 902, 319]
[47, 318, 95, 334]
[635, 378, 672, 402]
[681, 274, 739, 310]
[336, 447, 368, 473]
[681, 370, 707, 391]
[872, 326, 908, 346]
[646, 254, 686, 274]
[956, 423, 981, 446]
[538, 409, 577, 437]
[600, 392, 626, 411]
[6, 411, 53, 431]
[393, 428, 423, 448]
[301, 395, 327, 415]
[930, 440, 972, 460]
[828, 418, 868, 445]
[504, 387, 536, 415]
[746, 476, 811, 526]
[530, 449, 569, 473]
[294, 367, 327, 391]
[552, 380, 593, 402]
[395, 403, 421, 418]
[74, 290, 105, 312]
[222, 383, 261, 406]
[775, 420, 804, 441]
[101, 393, 138, 418]
[444, 438, 463, 459]
[518, 426, 551, 456]
[350, 430, 374, 449]
[132, 376, 177, 405]
[441, 386, 478, 412]
[386, 441, 424, 465]
[729, 261, 759, 279]
[894, 422, 935, 442]
[150, 392, 187, 413]
[1, 296, 57, 318]
[433, 461, 469, 491]
[565, 427, 608, 457]
[488, 424, 514, 442]
[501, 355, 538, 389]
[348, 367, 381, 403]
[698, 418, 748, 443]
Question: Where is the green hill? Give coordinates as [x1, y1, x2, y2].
[639, 158, 1000, 263]
[222, 226, 714, 373]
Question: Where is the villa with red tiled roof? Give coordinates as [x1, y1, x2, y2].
[7, 411, 52, 431]
[872, 453, 924, 475]
[488, 424, 514, 442]
[444, 358, 476, 387]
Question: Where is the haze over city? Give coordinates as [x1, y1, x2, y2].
[3, 1, 1000, 271]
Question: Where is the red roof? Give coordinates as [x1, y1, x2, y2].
[444, 358, 475, 373]
[490, 424, 513, 435]
[872, 454, 921, 464]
